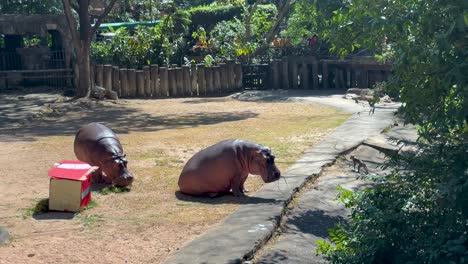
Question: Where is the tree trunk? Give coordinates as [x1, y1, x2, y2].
[75, 46, 91, 97]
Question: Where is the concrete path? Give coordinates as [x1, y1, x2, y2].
[255, 124, 417, 264]
[164, 93, 400, 264]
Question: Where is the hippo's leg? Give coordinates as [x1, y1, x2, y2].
[92, 169, 112, 184]
[231, 175, 245, 197]
[239, 174, 249, 193]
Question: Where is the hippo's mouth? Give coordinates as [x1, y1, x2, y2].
[113, 176, 134, 187]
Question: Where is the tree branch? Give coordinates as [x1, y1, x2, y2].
[61, 0, 80, 47]
[90, 0, 118, 38]
[70, 1, 79, 13]
[245, 0, 261, 41]
[252, 0, 294, 57]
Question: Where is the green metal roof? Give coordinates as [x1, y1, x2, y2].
[98, 21, 161, 30]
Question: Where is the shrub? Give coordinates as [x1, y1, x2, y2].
[188, 5, 243, 31]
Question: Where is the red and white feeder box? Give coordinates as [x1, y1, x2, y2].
[48, 160, 98, 212]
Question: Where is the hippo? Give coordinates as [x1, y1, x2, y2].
[74, 123, 133, 187]
[178, 139, 281, 197]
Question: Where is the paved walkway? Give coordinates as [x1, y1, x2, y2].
[255, 127, 416, 264]
[164, 92, 400, 264]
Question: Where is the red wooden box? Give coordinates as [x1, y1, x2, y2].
[48, 160, 98, 212]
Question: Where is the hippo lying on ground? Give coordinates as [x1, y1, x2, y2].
[178, 139, 281, 197]
[74, 123, 134, 187]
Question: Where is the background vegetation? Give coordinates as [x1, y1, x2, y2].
[316, 0, 467, 263]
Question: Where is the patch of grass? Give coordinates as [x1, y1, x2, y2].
[82, 200, 98, 211]
[98, 186, 130, 195]
[81, 215, 104, 227]
[22, 198, 49, 219]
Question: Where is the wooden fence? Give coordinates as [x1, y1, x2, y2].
[243, 56, 392, 90]
[92, 61, 243, 98]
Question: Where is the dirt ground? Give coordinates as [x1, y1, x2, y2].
[0, 91, 350, 264]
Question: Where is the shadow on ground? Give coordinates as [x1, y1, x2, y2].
[174, 191, 280, 205]
[231, 89, 347, 103]
[32, 211, 75, 220]
[0, 92, 258, 142]
[287, 209, 347, 237]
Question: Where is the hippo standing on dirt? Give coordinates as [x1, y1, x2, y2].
[178, 139, 281, 197]
[74, 123, 134, 187]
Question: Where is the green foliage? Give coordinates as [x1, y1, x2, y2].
[0, 0, 62, 14]
[91, 12, 190, 67]
[251, 7, 276, 41]
[210, 18, 258, 61]
[214, 0, 244, 6]
[188, 5, 244, 31]
[203, 54, 214, 67]
[98, 186, 130, 195]
[315, 1, 467, 263]
[318, 143, 468, 263]
[282, 0, 343, 44]
[22, 198, 49, 218]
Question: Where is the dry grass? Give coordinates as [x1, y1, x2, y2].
[0, 95, 350, 263]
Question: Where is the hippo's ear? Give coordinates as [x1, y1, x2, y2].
[256, 149, 269, 159]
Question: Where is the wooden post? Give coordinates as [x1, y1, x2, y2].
[182, 66, 191, 96]
[136, 70, 145, 97]
[103, 65, 112, 91]
[219, 63, 228, 93]
[234, 62, 243, 90]
[227, 60, 236, 91]
[322, 61, 329, 89]
[290, 58, 298, 89]
[205, 66, 213, 95]
[309, 58, 317, 89]
[150, 64, 159, 97]
[213, 66, 221, 95]
[167, 68, 175, 97]
[301, 61, 309, 89]
[143, 66, 151, 97]
[127, 69, 137, 97]
[197, 64, 206, 96]
[190, 64, 198, 96]
[175, 67, 183, 96]
[338, 68, 345, 89]
[270, 60, 278, 90]
[95, 64, 104, 87]
[159, 67, 168, 97]
[119, 68, 128, 97]
[362, 69, 369, 88]
[90, 65, 96, 89]
[281, 57, 289, 89]
[112, 66, 120, 95]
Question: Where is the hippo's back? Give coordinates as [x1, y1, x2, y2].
[75, 123, 117, 142]
[74, 123, 120, 163]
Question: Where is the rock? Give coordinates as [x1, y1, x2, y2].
[105, 90, 119, 100]
[346, 88, 373, 96]
[91, 86, 106, 100]
[381, 95, 393, 103]
[91, 86, 118, 100]
[0, 226, 9, 245]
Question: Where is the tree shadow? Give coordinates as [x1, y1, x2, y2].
[286, 209, 347, 238]
[256, 250, 289, 264]
[181, 97, 231, 104]
[230, 89, 347, 103]
[0, 97, 259, 142]
[174, 191, 280, 205]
